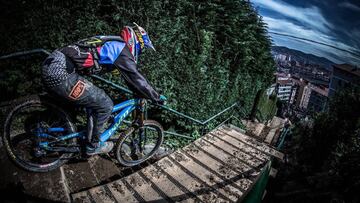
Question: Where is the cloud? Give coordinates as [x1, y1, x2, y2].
[341, 28, 360, 50]
[338, 2, 360, 11]
[264, 16, 357, 52]
[252, 0, 333, 33]
[263, 16, 360, 65]
[251, 0, 360, 65]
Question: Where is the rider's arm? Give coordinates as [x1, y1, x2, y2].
[113, 46, 161, 103]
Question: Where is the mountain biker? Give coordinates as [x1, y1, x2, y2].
[41, 23, 165, 155]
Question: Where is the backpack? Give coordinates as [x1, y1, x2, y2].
[75, 36, 125, 74]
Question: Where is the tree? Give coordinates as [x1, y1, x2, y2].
[274, 87, 360, 202]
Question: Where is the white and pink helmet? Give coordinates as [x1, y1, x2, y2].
[120, 22, 155, 63]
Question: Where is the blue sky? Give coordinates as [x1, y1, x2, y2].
[250, 0, 360, 65]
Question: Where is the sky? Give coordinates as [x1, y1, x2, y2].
[250, 0, 360, 65]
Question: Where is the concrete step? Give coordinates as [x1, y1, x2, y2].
[0, 147, 71, 202]
[62, 155, 123, 194]
[0, 147, 125, 202]
[243, 120, 265, 137]
[221, 125, 284, 160]
[263, 116, 287, 145]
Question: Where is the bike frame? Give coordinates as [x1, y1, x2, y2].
[38, 98, 142, 148]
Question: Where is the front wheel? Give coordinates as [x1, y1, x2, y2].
[115, 120, 164, 167]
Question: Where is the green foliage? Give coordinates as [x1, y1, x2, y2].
[0, 0, 274, 146]
[256, 91, 277, 122]
[279, 87, 360, 202]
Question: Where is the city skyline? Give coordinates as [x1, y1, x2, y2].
[251, 0, 360, 66]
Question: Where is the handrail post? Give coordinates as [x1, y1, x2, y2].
[201, 125, 207, 136]
[250, 89, 264, 122]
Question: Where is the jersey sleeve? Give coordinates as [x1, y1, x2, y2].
[113, 46, 160, 102]
[98, 41, 126, 64]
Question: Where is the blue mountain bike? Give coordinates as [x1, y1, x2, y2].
[2, 95, 164, 172]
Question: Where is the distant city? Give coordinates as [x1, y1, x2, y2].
[270, 46, 360, 117]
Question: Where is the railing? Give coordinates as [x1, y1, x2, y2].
[0, 49, 245, 140]
[0, 49, 51, 59]
[92, 74, 241, 139]
[276, 125, 291, 150]
[243, 124, 291, 203]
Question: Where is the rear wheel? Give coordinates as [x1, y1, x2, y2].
[2, 96, 76, 172]
[115, 120, 164, 167]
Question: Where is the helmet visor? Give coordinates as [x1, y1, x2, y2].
[133, 22, 156, 51]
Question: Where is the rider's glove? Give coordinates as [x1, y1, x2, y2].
[158, 95, 167, 105]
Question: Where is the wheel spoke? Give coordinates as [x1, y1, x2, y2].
[4, 100, 76, 171]
[116, 121, 163, 167]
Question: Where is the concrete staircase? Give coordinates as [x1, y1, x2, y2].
[72, 125, 283, 203]
[0, 123, 283, 202]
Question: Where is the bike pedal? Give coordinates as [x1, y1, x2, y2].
[76, 154, 91, 160]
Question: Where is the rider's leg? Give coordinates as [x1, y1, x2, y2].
[77, 80, 114, 144]
[80, 85, 114, 154]
[49, 73, 114, 154]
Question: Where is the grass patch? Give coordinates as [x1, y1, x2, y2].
[256, 91, 278, 123]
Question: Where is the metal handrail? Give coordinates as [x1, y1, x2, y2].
[0, 48, 244, 140]
[90, 75, 239, 126]
[202, 102, 238, 125]
[0, 49, 51, 60]
[91, 74, 133, 95]
[123, 119, 195, 140]
[276, 126, 291, 150]
[90, 75, 238, 126]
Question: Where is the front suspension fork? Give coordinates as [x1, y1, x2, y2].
[131, 99, 146, 154]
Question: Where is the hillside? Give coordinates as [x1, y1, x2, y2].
[272, 46, 334, 70]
